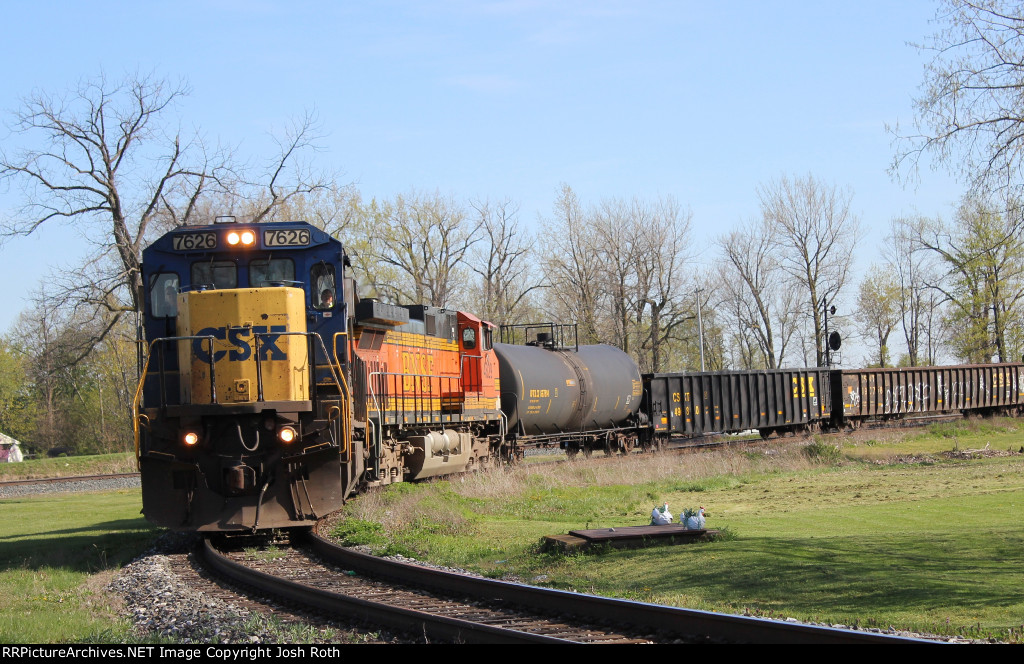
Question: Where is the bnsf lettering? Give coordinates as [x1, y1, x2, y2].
[401, 351, 435, 391]
[192, 326, 288, 363]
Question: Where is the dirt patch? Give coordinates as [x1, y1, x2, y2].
[942, 446, 1024, 460]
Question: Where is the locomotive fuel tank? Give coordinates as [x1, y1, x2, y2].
[493, 342, 642, 436]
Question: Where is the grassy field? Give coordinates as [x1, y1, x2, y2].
[333, 418, 1024, 642]
[0, 452, 136, 481]
[2, 419, 1023, 643]
[0, 486, 157, 643]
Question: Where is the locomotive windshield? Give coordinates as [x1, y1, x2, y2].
[191, 260, 237, 289]
[250, 258, 295, 286]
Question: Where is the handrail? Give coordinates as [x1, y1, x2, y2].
[331, 331, 353, 464]
[367, 370, 463, 470]
[132, 335, 217, 468]
[133, 332, 348, 463]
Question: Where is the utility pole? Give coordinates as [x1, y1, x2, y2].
[696, 287, 706, 372]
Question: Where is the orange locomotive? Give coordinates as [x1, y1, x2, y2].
[349, 301, 503, 486]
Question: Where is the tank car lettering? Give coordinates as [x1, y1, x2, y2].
[192, 327, 227, 363]
[529, 389, 550, 398]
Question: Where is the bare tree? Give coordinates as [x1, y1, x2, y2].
[631, 197, 695, 373]
[468, 198, 543, 326]
[759, 174, 859, 366]
[540, 185, 605, 343]
[367, 190, 482, 308]
[886, 216, 944, 365]
[0, 72, 331, 349]
[716, 219, 800, 368]
[593, 198, 640, 353]
[892, 1, 1024, 199]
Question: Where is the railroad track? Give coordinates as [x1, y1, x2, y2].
[0, 472, 140, 486]
[200, 529, 935, 644]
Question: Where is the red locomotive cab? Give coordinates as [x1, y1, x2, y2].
[457, 312, 500, 416]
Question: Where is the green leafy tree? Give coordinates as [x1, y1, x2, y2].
[916, 197, 1024, 362]
[0, 339, 35, 445]
[856, 265, 902, 367]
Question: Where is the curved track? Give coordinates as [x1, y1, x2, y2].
[200, 530, 936, 644]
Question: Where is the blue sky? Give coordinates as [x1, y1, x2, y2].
[0, 1, 963, 348]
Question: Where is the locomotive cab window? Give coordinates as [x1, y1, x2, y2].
[150, 273, 180, 318]
[462, 327, 477, 350]
[250, 258, 295, 286]
[191, 261, 237, 290]
[311, 263, 336, 310]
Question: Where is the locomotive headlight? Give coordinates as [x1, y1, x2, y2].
[183, 431, 200, 446]
[227, 231, 240, 245]
[278, 426, 297, 444]
[240, 230, 255, 245]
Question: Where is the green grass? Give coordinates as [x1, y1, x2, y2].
[0, 452, 136, 481]
[4, 422, 1024, 642]
[332, 421, 1024, 642]
[0, 487, 157, 643]
[842, 418, 1024, 460]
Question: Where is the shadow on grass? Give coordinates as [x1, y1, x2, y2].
[0, 520, 159, 574]
[629, 531, 1024, 615]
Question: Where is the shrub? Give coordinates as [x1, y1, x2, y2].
[802, 439, 842, 465]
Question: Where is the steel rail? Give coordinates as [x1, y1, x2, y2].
[304, 529, 937, 645]
[200, 537, 576, 644]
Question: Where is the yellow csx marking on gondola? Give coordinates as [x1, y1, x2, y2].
[792, 376, 815, 398]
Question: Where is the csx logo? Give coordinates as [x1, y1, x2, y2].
[192, 326, 288, 362]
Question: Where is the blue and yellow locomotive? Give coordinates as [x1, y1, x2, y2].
[135, 220, 357, 530]
[135, 219, 547, 532]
